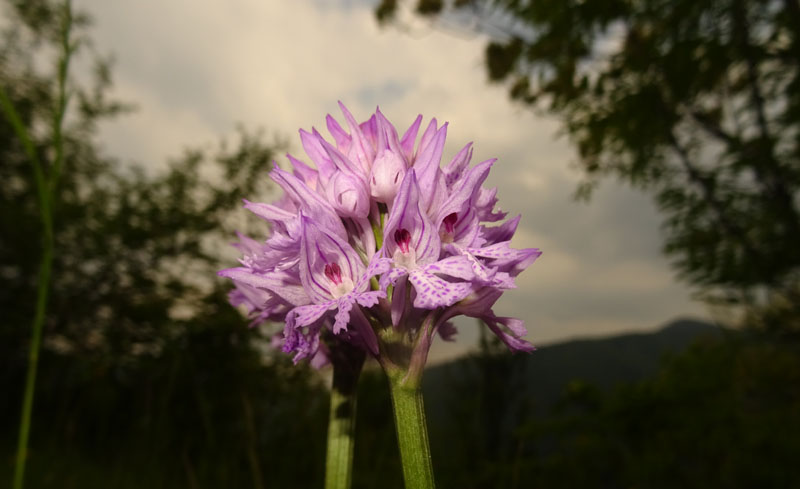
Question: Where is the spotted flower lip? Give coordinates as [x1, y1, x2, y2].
[219, 103, 541, 364]
[378, 170, 479, 310]
[285, 215, 389, 355]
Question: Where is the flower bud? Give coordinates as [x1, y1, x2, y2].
[369, 149, 406, 204]
[326, 170, 370, 218]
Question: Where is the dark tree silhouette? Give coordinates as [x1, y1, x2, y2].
[377, 0, 800, 324]
[1, 2, 330, 487]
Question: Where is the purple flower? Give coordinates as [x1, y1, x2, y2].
[287, 216, 389, 356]
[219, 103, 541, 367]
[379, 170, 476, 311]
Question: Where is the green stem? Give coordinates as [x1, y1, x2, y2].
[13, 242, 53, 489]
[49, 0, 74, 193]
[325, 343, 365, 489]
[387, 374, 436, 489]
[4, 4, 74, 488]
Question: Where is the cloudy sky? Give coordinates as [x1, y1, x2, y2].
[74, 0, 708, 361]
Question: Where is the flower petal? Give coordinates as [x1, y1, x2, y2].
[422, 255, 478, 281]
[435, 158, 495, 226]
[408, 268, 474, 309]
[319, 136, 367, 179]
[400, 114, 422, 160]
[338, 102, 375, 174]
[299, 129, 336, 180]
[287, 301, 334, 329]
[356, 255, 393, 291]
[443, 142, 473, 187]
[333, 297, 355, 334]
[243, 199, 296, 223]
[231, 231, 265, 255]
[359, 114, 379, 148]
[270, 168, 346, 238]
[218, 267, 310, 306]
[416, 118, 438, 159]
[369, 148, 407, 204]
[467, 242, 542, 275]
[282, 311, 326, 363]
[481, 215, 521, 245]
[382, 170, 441, 265]
[354, 290, 386, 308]
[326, 170, 370, 218]
[298, 216, 364, 303]
[326, 113, 351, 151]
[475, 186, 507, 222]
[413, 123, 448, 208]
[380, 266, 409, 292]
[375, 108, 404, 156]
[287, 154, 319, 189]
[484, 315, 535, 352]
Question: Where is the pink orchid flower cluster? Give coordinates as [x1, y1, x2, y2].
[219, 103, 540, 366]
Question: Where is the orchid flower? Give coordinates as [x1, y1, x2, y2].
[218, 103, 541, 489]
[379, 170, 477, 312]
[286, 215, 390, 357]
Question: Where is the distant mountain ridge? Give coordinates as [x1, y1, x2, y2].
[422, 318, 724, 416]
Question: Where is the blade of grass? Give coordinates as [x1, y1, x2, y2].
[1, 3, 75, 488]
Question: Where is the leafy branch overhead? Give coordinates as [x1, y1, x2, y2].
[378, 0, 800, 316]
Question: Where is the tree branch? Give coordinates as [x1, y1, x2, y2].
[687, 110, 738, 147]
[667, 129, 762, 266]
[731, 0, 800, 235]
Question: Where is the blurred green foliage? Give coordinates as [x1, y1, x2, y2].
[519, 335, 800, 489]
[377, 0, 800, 318]
[1, 1, 327, 487]
[418, 329, 800, 489]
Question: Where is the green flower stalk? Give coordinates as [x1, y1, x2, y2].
[325, 338, 365, 489]
[378, 311, 439, 489]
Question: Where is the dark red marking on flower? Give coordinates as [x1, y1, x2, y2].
[443, 212, 458, 234]
[324, 262, 343, 285]
[394, 228, 412, 254]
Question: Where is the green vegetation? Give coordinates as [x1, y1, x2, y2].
[1, 1, 321, 487]
[419, 323, 800, 489]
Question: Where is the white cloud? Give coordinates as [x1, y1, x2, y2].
[74, 0, 708, 358]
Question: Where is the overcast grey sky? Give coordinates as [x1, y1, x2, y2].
[74, 0, 708, 361]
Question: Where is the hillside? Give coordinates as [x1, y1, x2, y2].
[422, 318, 724, 418]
